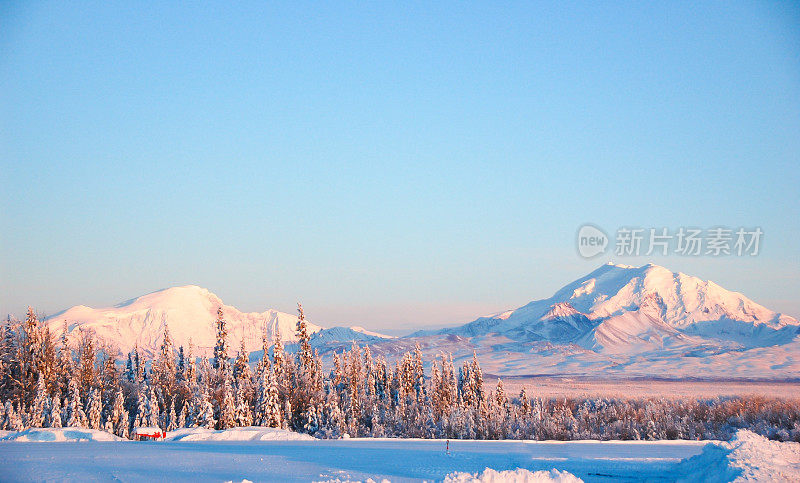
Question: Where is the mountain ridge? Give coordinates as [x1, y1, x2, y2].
[41, 263, 799, 378]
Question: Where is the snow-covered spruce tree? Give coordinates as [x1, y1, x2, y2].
[49, 395, 62, 428]
[257, 321, 270, 375]
[253, 368, 268, 426]
[86, 388, 103, 430]
[100, 353, 118, 403]
[177, 402, 187, 429]
[272, 326, 284, 375]
[65, 376, 86, 427]
[147, 385, 161, 428]
[412, 343, 425, 404]
[212, 307, 228, 370]
[133, 383, 149, 429]
[167, 400, 178, 431]
[233, 337, 251, 382]
[194, 388, 215, 429]
[30, 377, 47, 427]
[110, 389, 127, 437]
[176, 346, 185, 382]
[233, 337, 254, 414]
[4, 400, 23, 431]
[234, 385, 253, 427]
[124, 352, 136, 383]
[0, 319, 20, 403]
[153, 324, 176, 405]
[332, 352, 343, 389]
[185, 339, 196, 383]
[295, 303, 312, 370]
[217, 374, 236, 429]
[255, 368, 282, 428]
[346, 342, 362, 436]
[76, 329, 97, 399]
[302, 404, 319, 434]
[18, 307, 40, 408]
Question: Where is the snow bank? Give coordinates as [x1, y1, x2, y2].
[674, 430, 800, 482]
[167, 426, 314, 442]
[443, 468, 583, 483]
[0, 428, 124, 442]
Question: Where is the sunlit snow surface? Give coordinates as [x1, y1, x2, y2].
[4, 427, 796, 482]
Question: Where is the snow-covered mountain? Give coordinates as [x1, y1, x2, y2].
[440, 263, 798, 352]
[44, 285, 390, 358]
[42, 264, 799, 378]
[387, 263, 800, 378]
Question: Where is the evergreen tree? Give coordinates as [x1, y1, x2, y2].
[49, 395, 62, 428]
[176, 346, 186, 382]
[154, 324, 176, 402]
[167, 400, 178, 431]
[147, 385, 161, 428]
[234, 385, 253, 427]
[302, 404, 319, 434]
[212, 308, 228, 370]
[76, 330, 97, 397]
[86, 388, 103, 430]
[30, 377, 48, 427]
[217, 375, 236, 429]
[124, 352, 135, 383]
[4, 401, 23, 431]
[186, 340, 196, 383]
[272, 327, 284, 379]
[233, 337, 252, 383]
[134, 384, 149, 428]
[177, 403, 187, 429]
[194, 389, 215, 429]
[110, 389, 127, 437]
[65, 376, 86, 427]
[295, 303, 312, 370]
[255, 368, 282, 428]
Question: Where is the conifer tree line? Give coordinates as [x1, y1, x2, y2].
[1, 306, 799, 441]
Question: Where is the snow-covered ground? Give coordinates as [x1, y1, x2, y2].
[491, 377, 800, 399]
[0, 428, 796, 482]
[2, 427, 795, 482]
[167, 426, 315, 442]
[0, 427, 125, 442]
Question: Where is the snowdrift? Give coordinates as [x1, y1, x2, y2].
[674, 430, 800, 482]
[0, 428, 125, 442]
[167, 426, 314, 442]
[444, 468, 583, 483]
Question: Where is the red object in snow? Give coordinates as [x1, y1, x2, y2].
[132, 427, 166, 441]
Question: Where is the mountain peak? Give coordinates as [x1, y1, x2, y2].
[46, 286, 319, 358]
[447, 262, 798, 354]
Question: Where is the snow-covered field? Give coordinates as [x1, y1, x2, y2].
[491, 377, 800, 399]
[2, 428, 797, 482]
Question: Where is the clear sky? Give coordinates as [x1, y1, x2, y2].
[1, 2, 798, 334]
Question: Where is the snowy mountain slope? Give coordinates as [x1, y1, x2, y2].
[367, 263, 800, 378]
[440, 263, 798, 352]
[309, 326, 395, 347]
[44, 285, 325, 357]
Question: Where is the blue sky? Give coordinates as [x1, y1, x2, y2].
[1, 2, 798, 333]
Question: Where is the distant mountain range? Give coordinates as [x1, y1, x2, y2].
[44, 263, 799, 379]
